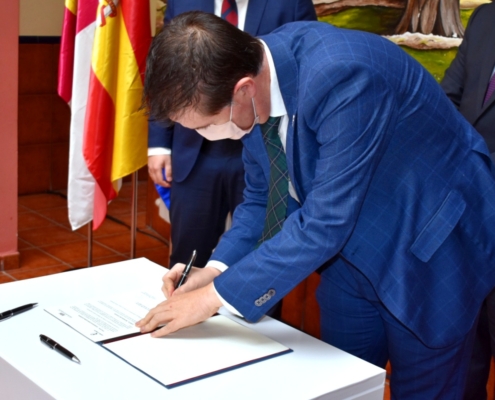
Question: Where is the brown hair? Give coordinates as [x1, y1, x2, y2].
[144, 11, 264, 124]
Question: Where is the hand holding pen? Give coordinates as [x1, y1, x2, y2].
[176, 250, 197, 289]
[160, 250, 221, 298]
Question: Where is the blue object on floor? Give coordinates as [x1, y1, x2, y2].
[154, 168, 171, 209]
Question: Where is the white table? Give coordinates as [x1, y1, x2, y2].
[0, 258, 385, 400]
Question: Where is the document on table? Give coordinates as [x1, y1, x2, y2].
[44, 287, 164, 341]
[45, 290, 291, 387]
[102, 315, 291, 388]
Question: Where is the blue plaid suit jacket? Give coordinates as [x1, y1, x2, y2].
[212, 22, 495, 348]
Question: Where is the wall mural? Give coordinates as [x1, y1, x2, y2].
[154, 0, 491, 81]
[315, 0, 489, 81]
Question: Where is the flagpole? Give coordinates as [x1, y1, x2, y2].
[130, 171, 138, 259]
[87, 221, 93, 267]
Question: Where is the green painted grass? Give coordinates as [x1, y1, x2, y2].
[318, 7, 475, 81]
[401, 47, 458, 82]
[318, 6, 402, 35]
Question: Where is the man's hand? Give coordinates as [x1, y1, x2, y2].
[148, 154, 172, 187]
[161, 264, 221, 298]
[136, 283, 222, 337]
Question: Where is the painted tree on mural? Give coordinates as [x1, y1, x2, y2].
[313, 0, 465, 38]
[394, 0, 465, 37]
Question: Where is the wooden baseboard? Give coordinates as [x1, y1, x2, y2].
[1, 252, 20, 270]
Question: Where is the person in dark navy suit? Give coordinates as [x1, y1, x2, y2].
[441, 3, 495, 399]
[148, 0, 317, 269]
[139, 13, 495, 398]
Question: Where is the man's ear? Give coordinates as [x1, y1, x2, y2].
[233, 77, 256, 102]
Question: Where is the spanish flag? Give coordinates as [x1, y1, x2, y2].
[84, 1, 150, 229]
[58, 0, 151, 230]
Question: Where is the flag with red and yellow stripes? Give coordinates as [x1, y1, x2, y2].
[58, 0, 100, 231]
[61, 0, 151, 231]
[58, 0, 78, 103]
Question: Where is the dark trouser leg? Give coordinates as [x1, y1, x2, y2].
[317, 258, 477, 400]
[464, 301, 491, 400]
[169, 139, 244, 268]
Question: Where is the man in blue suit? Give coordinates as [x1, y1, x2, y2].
[139, 12, 495, 398]
[148, 0, 316, 269]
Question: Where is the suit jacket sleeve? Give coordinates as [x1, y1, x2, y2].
[440, 6, 483, 108]
[295, 0, 318, 21]
[213, 60, 399, 322]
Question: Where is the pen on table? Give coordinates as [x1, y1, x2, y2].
[176, 250, 197, 289]
[0, 302, 38, 321]
[40, 334, 81, 364]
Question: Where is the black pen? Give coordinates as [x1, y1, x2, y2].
[40, 334, 80, 364]
[176, 250, 197, 288]
[0, 302, 37, 321]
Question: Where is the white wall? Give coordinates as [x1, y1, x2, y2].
[20, 0, 65, 36]
[19, 0, 157, 36]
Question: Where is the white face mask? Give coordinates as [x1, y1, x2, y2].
[196, 98, 259, 141]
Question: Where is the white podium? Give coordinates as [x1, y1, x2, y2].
[0, 258, 385, 399]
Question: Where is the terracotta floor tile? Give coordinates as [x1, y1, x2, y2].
[35, 207, 72, 228]
[77, 218, 129, 238]
[7, 264, 72, 280]
[90, 254, 129, 267]
[136, 232, 167, 250]
[384, 380, 390, 400]
[18, 204, 31, 214]
[119, 182, 147, 198]
[107, 199, 133, 216]
[18, 238, 34, 250]
[19, 225, 83, 247]
[18, 193, 68, 210]
[113, 212, 147, 229]
[0, 273, 15, 284]
[18, 211, 55, 231]
[96, 231, 165, 255]
[93, 233, 131, 254]
[41, 240, 118, 264]
[19, 248, 64, 269]
[69, 254, 129, 269]
[136, 247, 170, 268]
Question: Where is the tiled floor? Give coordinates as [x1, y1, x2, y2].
[0, 181, 170, 283]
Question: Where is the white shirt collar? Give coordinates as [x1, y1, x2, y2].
[260, 40, 287, 118]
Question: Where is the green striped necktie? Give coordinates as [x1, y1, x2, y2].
[258, 116, 289, 243]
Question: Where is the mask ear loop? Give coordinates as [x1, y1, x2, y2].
[251, 98, 258, 120]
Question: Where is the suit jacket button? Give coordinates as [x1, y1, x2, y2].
[268, 289, 276, 297]
[255, 299, 262, 306]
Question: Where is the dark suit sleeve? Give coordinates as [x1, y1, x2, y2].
[148, 119, 173, 148]
[147, 0, 176, 150]
[440, 6, 483, 108]
[164, 0, 174, 24]
[295, 0, 318, 21]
